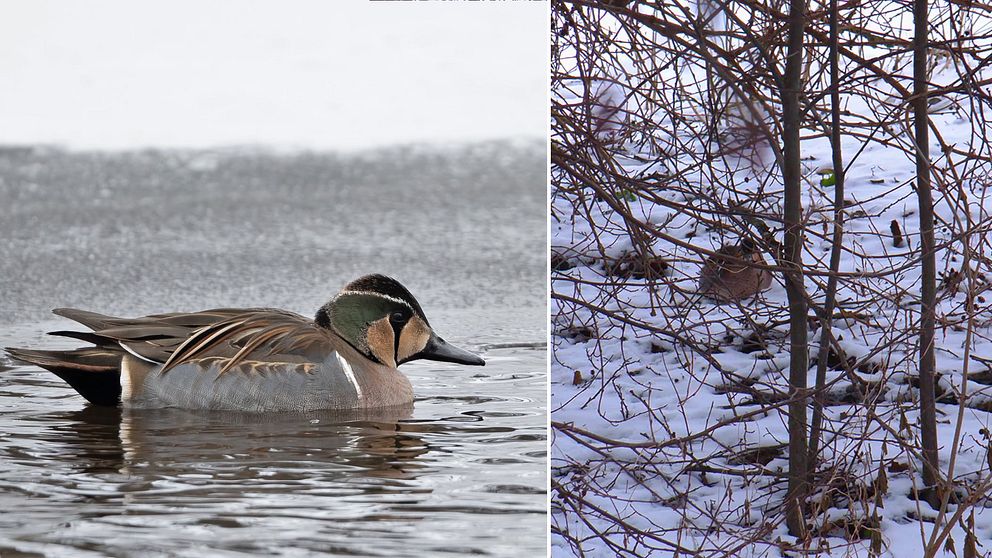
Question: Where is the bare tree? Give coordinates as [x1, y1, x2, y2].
[551, 0, 992, 554]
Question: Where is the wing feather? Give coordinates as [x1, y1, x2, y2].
[48, 307, 334, 376]
[160, 318, 255, 372]
[219, 323, 297, 374]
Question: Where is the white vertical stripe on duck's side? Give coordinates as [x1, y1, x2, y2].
[336, 352, 363, 402]
[120, 355, 134, 402]
[120, 353, 156, 404]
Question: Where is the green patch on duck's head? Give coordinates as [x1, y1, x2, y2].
[315, 274, 484, 369]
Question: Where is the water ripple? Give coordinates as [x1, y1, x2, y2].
[0, 346, 546, 557]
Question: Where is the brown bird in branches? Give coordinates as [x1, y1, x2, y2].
[697, 237, 773, 302]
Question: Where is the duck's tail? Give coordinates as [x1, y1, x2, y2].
[4, 346, 123, 406]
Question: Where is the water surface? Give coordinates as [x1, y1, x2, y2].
[0, 143, 547, 556]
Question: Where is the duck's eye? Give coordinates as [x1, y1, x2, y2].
[390, 312, 406, 324]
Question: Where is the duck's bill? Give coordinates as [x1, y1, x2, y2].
[411, 334, 485, 366]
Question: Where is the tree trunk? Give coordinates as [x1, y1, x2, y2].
[913, 0, 940, 505]
[809, 0, 846, 467]
[783, 0, 809, 538]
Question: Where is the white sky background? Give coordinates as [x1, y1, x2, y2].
[0, 0, 547, 151]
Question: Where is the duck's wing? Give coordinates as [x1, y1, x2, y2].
[51, 308, 336, 371]
[159, 310, 336, 374]
[6, 308, 337, 407]
[48, 307, 252, 364]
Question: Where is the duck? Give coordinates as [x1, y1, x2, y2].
[4, 274, 485, 412]
[697, 237, 773, 302]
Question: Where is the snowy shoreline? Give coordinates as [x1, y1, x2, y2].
[551, 40, 992, 557]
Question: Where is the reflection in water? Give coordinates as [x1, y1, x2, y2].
[52, 406, 430, 483]
[121, 408, 430, 485]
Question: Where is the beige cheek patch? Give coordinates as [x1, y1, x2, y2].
[397, 316, 431, 364]
[365, 317, 397, 368]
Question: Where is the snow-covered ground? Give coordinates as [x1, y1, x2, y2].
[551, 36, 992, 558]
[0, 0, 545, 151]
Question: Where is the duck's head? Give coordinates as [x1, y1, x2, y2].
[315, 274, 485, 369]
